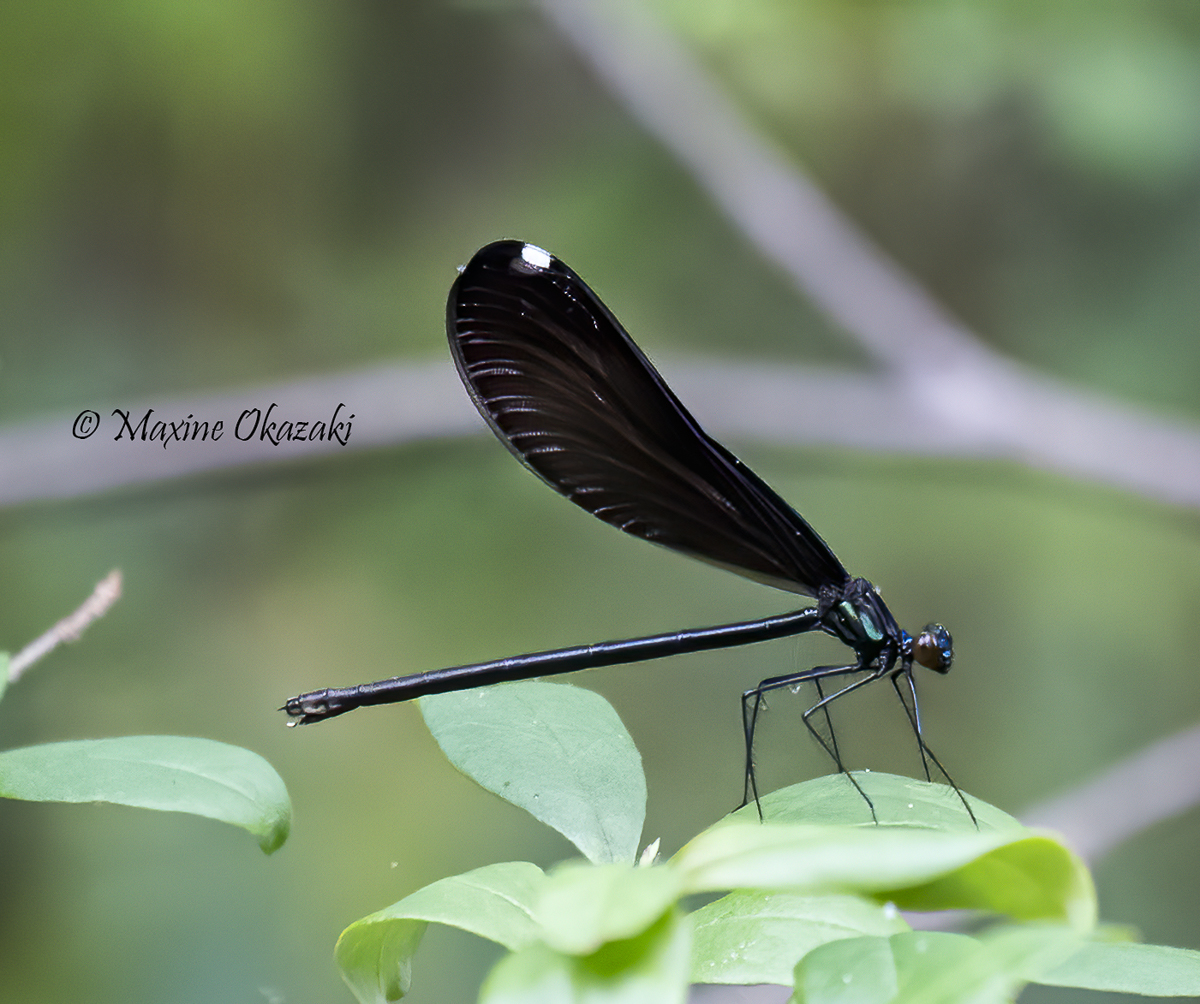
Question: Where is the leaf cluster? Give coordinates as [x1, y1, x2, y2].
[330, 682, 1200, 1003]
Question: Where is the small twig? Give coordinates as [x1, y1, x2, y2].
[7, 570, 123, 683]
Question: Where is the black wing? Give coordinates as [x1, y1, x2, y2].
[446, 240, 849, 596]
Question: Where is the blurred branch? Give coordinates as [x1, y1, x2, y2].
[8, 570, 122, 683]
[537, 0, 1200, 509]
[1021, 724, 1200, 864]
[538, 0, 985, 372]
[4, 357, 1200, 507]
[0, 363, 480, 506]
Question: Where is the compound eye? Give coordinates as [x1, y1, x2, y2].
[913, 623, 953, 672]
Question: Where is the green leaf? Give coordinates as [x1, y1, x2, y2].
[336, 862, 546, 1004]
[675, 791, 1095, 929]
[690, 891, 909, 986]
[742, 772, 1012, 832]
[479, 908, 690, 1004]
[676, 822, 1006, 896]
[1034, 941, 1200, 996]
[420, 682, 646, 864]
[795, 933, 907, 1004]
[976, 925, 1088, 991]
[0, 735, 290, 853]
[537, 861, 684, 955]
[794, 927, 1083, 1004]
[889, 833, 1095, 929]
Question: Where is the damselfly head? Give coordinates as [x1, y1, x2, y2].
[912, 623, 953, 673]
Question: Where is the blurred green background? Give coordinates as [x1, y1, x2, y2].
[2, 1, 1199, 1001]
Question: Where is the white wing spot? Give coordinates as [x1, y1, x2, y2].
[520, 244, 553, 270]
